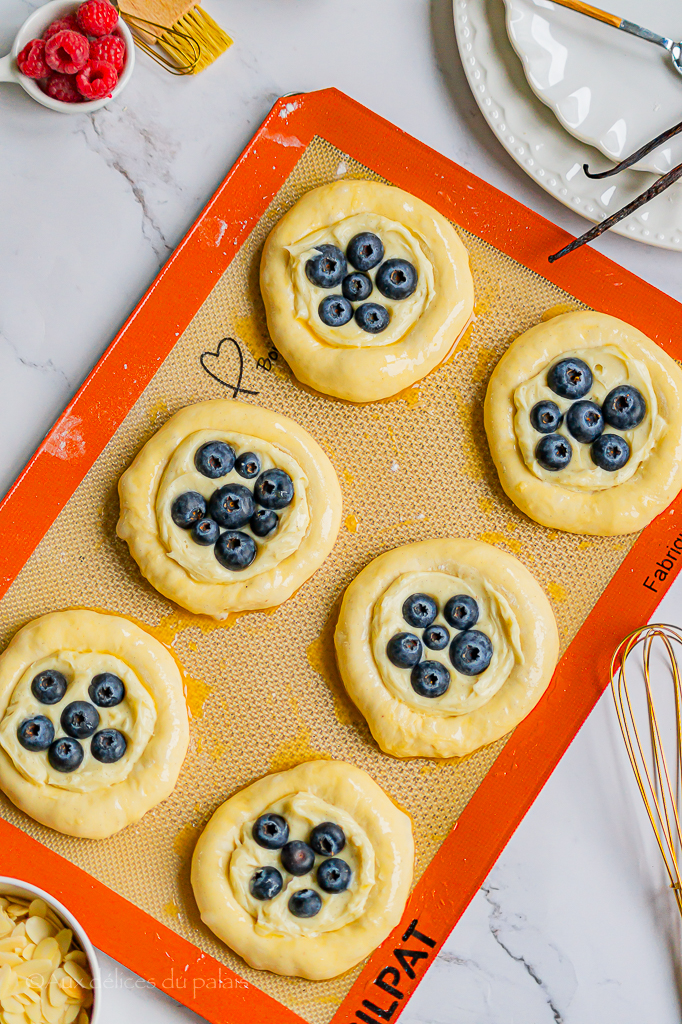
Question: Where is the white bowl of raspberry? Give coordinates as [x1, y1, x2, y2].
[0, 0, 134, 113]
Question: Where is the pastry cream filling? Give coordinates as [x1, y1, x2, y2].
[514, 345, 664, 490]
[229, 792, 375, 938]
[0, 651, 156, 793]
[285, 213, 436, 349]
[156, 430, 310, 585]
[371, 570, 523, 717]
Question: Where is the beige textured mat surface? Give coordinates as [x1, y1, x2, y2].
[0, 137, 636, 1023]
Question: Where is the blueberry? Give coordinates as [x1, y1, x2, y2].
[566, 400, 604, 444]
[250, 509, 279, 537]
[61, 701, 100, 740]
[355, 302, 389, 334]
[194, 441, 235, 479]
[91, 729, 127, 763]
[281, 841, 315, 876]
[530, 401, 563, 434]
[375, 258, 418, 300]
[18, 716, 54, 752]
[317, 858, 352, 894]
[411, 660, 451, 698]
[306, 244, 347, 288]
[208, 483, 255, 529]
[253, 813, 289, 849]
[547, 358, 592, 400]
[214, 531, 257, 571]
[88, 673, 125, 708]
[591, 433, 630, 471]
[171, 491, 206, 529]
[535, 433, 573, 471]
[342, 272, 373, 302]
[444, 595, 479, 631]
[423, 625, 450, 651]
[602, 386, 646, 430]
[310, 822, 346, 856]
[402, 593, 437, 629]
[191, 518, 220, 546]
[48, 737, 84, 773]
[250, 866, 283, 901]
[386, 632, 422, 669]
[254, 469, 294, 510]
[288, 889, 322, 918]
[450, 630, 493, 676]
[31, 669, 67, 706]
[346, 232, 384, 272]
[235, 451, 261, 480]
[319, 295, 353, 327]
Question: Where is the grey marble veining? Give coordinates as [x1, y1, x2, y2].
[2, 1, 682, 1022]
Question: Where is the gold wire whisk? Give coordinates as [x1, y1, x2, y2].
[111, 0, 201, 75]
[610, 625, 682, 916]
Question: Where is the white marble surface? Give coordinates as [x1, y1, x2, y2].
[2, 1, 682, 1022]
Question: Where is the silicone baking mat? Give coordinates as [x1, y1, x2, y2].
[0, 89, 681, 1024]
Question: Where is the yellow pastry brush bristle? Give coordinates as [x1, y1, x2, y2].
[120, 0, 232, 74]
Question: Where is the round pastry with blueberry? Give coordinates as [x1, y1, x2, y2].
[260, 179, 474, 402]
[117, 400, 342, 619]
[485, 311, 682, 535]
[0, 610, 188, 839]
[335, 539, 558, 758]
[191, 760, 413, 979]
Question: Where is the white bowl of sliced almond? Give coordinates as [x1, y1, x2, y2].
[0, 877, 99, 1024]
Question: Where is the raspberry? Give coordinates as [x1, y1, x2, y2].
[76, 59, 117, 100]
[45, 29, 89, 74]
[17, 38, 50, 78]
[44, 72, 82, 103]
[89, 33, 125, 72]
[76, 0, 118, 37]
[44, 14, 80, 39]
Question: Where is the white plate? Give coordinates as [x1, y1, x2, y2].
[504, 0, 682, 174]
[453, 0, 682, 250]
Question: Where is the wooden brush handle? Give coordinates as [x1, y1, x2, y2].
[549, 0, 622, 29]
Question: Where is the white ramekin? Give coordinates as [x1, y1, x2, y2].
[0, 0, 134, 114]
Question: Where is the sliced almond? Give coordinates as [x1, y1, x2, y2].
[77, 1012, 89, 1024]
[57, 976, 81, 999]
[48, 980, 67, 1009]
[63, 1004, 81, 1024]
[33, 939, 60, 972]
[41, 986, 63, 1024]
[26, 917, 55, 946]
[53, 932, 72, 960]
[14, 958, 52, 982]
[81, 988, 92, 1009]
[6, 904, 29, 920]
[27, 901, 48, 921]
[62, 953, 86, 968]
[61, 963, 90, 991]
[0, 951, 23, 967]
[3, 1011, 27, 1024]
[0, 911, 14, 938]
[21, 944, 36, 961]
[12, 922, 27, 939]
[0, 962, 16, 999]
[1, 993, 26, 1013]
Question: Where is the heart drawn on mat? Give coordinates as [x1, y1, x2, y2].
[199, 337, 259, 398]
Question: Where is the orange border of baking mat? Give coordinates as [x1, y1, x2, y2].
[0, 88, 681, 1024]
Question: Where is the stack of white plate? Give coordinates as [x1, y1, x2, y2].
[454, 0, 682, 249]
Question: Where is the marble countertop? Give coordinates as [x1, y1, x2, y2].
[2, 2, 682, 1022]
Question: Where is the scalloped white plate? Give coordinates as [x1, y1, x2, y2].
[503, 0, 682, 175]
[453, 0, 682, 250]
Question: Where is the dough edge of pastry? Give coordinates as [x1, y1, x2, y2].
[190, 759, 414, 980]
[484, 310, 682, 536]
[117, 400, 343, 619]
[0, 609, 189, 839]
[335, 539, 559, 759]
[260, 180, 475, 403]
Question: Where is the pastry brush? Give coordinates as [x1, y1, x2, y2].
[116, 0, 232, 75]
